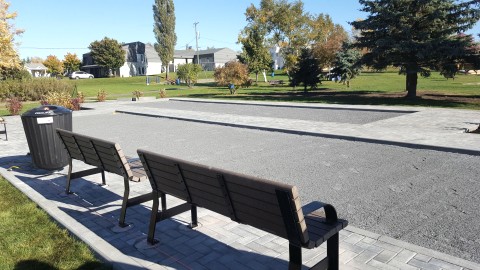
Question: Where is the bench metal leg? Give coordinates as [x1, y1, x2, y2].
[119, 176, 130, 227]
[0, 121, 7, 141]
[288, 243, 302, 270]
[65, 161, 105, 194]
[147, 191, 160, 245]
[66, 159, 73, 194]
[190, 205, 198, 228]
[327, 233, 339, 270]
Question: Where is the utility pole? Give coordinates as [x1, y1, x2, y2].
[194, 22, 200, 65]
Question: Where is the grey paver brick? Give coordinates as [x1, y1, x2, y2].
[374, 249, 398, 263]
[351, 249, 381, 264]
[373, 240, 404, 253]
[344, 233, 365, 245]
[340, 249, 359, 264]
[413, 253, 432, 262]
[408, 258, 442, 270]
[387, 259, 420, 270]
[392, 249, 417, 263]
[428, 258, 463, 270]
[368, 259, 401, 270]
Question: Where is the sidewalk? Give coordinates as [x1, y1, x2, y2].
[1, 99, 479, 270]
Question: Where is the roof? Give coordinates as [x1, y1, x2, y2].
[145, 44, 161, 63]
[24, 63, 47, 70]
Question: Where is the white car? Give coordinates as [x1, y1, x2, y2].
[69, 71, 94, 79]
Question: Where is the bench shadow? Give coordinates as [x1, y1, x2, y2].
[14, 260, 110, 270]
[60, 204, 297, 269]
[1, 155, 303, 269]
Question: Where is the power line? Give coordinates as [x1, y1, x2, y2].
[19, 47, 88, 50]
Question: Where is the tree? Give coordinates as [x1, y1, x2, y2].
[43, 55, 63, 76]
[0, 0, 23, 79]
[352, 0, 480, 98]
[310, 14, 348, 70]
[330, 42, 362, 87]
[290, 48, 321, 93]
[213, 61, 250, 94]
[238, 25, 272, 84]
[88, 37, 125, 77]
[153, 0, 177, 80]
[176, 63, 202, 88]
[63, 53, 81, 74]
[245, 0, 308, 76]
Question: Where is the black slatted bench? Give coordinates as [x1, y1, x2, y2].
[56, 128, 154, 228]
[138, 149, 348, 270]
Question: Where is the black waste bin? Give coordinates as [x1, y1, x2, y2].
[21, 105, 72, 170]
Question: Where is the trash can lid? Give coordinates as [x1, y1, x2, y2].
[22, 105, 72, 117]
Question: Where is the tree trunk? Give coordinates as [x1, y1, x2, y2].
[405, 68, 417, 99]
[255, 72, 258, 84]
[165, 66, 169, 81]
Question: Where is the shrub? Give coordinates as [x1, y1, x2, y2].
[159, 88, 167, 98]
[213, 61, 250, 94]
[0, 78, 74, 102]
[97, 90, 107, 102]
[176, 63, 203, 87]
[77, 91, 85, 103]
[41, 91, 81, 110]
[132, 90, 143, 99]
[5, 97, 23, 115]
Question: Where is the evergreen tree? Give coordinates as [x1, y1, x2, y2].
[330, 42, 362, 87]
[352, 0, 480, 98]
[238, 25, 272, 84]
[153, 0, 176, 80]
[290, 48, 321, 93]
[88, 37, 125, 77]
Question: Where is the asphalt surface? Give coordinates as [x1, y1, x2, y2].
[74, 111, 480, 264]
[126, 99, 414, 125]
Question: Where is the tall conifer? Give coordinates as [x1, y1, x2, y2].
[153, 0, 177, 80]
[352, 0, 480, 98]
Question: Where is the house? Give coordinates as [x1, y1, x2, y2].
[82, 42, 238, 77]
[194, 48, 238, 71]
[24, 63, 48, 77]
[270, 45, 285, 70]
[82, 41, 161, 78]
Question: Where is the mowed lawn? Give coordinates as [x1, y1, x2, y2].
[72, 70, 480, 108]
[0, 177, 110, 270]
[0, 70, 479, 116]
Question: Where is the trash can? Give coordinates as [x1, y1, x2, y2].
[21, 105, 72, 170]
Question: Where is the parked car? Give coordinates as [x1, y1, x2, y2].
[69, 71, 94, 79]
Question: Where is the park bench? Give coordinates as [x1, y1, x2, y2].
[137, 149, 348, 270]
[56, 129, 154, 228]
[0, 117, 7, 140]
[269, 79, 285, 86]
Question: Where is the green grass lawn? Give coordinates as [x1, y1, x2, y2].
[0, 177, 110, 270]
[1, 70, 479, 116]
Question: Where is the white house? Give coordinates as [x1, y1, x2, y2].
[24, 63, 48, 77]
[82, 42, 238, 77]
[270, 45, 285, 70]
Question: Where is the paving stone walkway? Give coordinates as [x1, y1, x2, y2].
[1, 99, 479, 270]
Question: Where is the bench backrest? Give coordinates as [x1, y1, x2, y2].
[138, 149, 310, 245]
[56, 129, 133, 179]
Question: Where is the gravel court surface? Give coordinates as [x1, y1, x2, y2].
[126, 99, 414, 124]
[74, 112, 480, 263]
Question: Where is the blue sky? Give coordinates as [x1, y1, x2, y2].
[10, 0, 480, 60]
